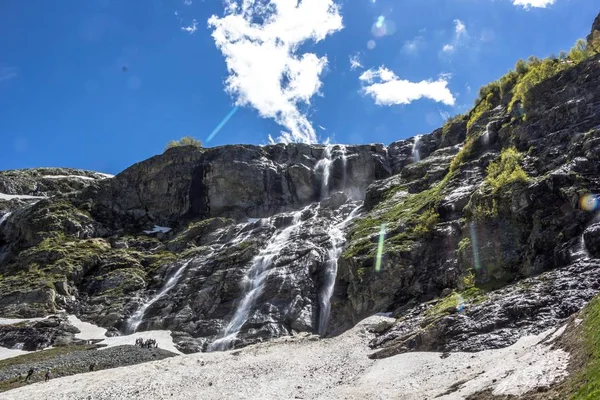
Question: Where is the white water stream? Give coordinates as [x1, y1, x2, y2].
[412, 135, 422, 162]
[125, 259, 193, 334]
[318, 205, 362, 336]
[0, 212, 11, 228]
[209, 210, 305, 351]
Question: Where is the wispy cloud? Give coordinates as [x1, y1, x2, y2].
[0, 66, 18, 84]
[349, 53, 363, 70]
[512, 0, 555, 8]
[359, 67, 456, 106]
[181, 19, 198, 34]
[208, 0, 343, 144]
[184, 0, 192, 5]
[403, 35, 425, 54]
[442, 19, 468, 54]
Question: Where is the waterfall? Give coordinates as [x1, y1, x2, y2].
[0, 212, 11, 229]
[570, 234, 591, 262]
[340, 145, 348, 191]
[208, 210, 304, 351]
[315, 144, 334, 198]
[412, 135, 422, 162]
[483, 122, 493, 146]
[125, 259, 193, 334]
[318, 205, 362, 336]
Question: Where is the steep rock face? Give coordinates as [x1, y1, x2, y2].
[328, 52, 600, 355]
[0, 168, 111, 220]
[84, 143, 390, 228]
[0, 14, 599, 359]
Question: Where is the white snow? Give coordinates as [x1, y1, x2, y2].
[0, 347, 30, 361]
[143, 226, 172, 234]
[67, 315, 107, 340]
[0, 193, 47, 201]
[2, 317, 570, 400]
[41, 175, 95, 181]
[95, 173, 115, 179]
[0, 317, 48, 325]
[67, 315, 181, 354]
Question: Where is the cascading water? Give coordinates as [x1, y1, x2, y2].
[340, 145, 348, 191]
[125, 259, 193, 334]
[208, 210, 304, 351]
[412, 135, 422, 162]
[0, 212, 11, 229]
[315, 144, 334, 198]
[483, 122, 493, 146]
[570, 234, 591, 262]
[318, 205, 362, 336]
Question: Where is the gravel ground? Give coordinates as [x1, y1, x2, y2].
[0, 345, 176, 386]
[1, 315, 571, 400]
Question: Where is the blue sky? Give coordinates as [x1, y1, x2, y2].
[0, 0, 597, 174]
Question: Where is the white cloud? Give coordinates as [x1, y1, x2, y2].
[442, 19, 468, 54]
[208, 0, 343, 144]
[403, 36, 424, 54]
[184, 0, 192, 4]
[442, 44, 455, 53]
[359, 67, 456, 106]
[349, 54, 363, 70]
[513, 0, 555, 8]
[181, 19, 198, 34]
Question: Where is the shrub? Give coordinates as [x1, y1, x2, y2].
[485, 147, 530, 193]
[165, 136, 202, 151]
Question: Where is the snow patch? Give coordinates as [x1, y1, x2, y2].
[0, 347, 30, 361]
[143, 226, 172, 234]
[42, 175, 96, 181]
[67, 315, 181, 355]
[0, 317, 570, 399]
[0, 193, 47, 201]
[0, 317, 48, 325]
[67, 315, 108, 340]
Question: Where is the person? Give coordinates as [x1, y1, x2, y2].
[25, 368, 34, 382]
[44, 369, 51, 382]
[89, 363, 95, 372]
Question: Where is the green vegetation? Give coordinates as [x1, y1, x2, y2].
[344, 184, 444, 259]
[485, 147, 530, 193]
[0, 344, 98, 392]
[424, 287, 485, 318]
[165, 136, 203, 151]
[573, 295, 600, 399]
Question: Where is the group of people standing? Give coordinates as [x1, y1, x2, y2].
[135, 337, 159, 348]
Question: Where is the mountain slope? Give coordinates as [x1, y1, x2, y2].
[0, 15, 599, 399]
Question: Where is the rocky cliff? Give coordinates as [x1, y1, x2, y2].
[1, 14, 599, 380]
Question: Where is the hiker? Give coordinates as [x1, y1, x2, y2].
[44, 369, 51, 382]
[25, 368, 34, 382]
[89, 363, 95, 372]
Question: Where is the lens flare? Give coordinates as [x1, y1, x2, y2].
[456, 294, 465, 313]
[580, 194, 599, 212]
[375, 223, 387, 272]
[206, 106, 239, 143]
[367, 40, 376, 50]
[371, 15, 396, 38]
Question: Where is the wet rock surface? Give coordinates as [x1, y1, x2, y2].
[0, 17, 599, 364]
[0, 316, 82, 351]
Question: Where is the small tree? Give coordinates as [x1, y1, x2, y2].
[165, 136, 203, 151]
[568, 39, 589, 63]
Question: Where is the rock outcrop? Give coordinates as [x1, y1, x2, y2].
[0, 13, 599, 364]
